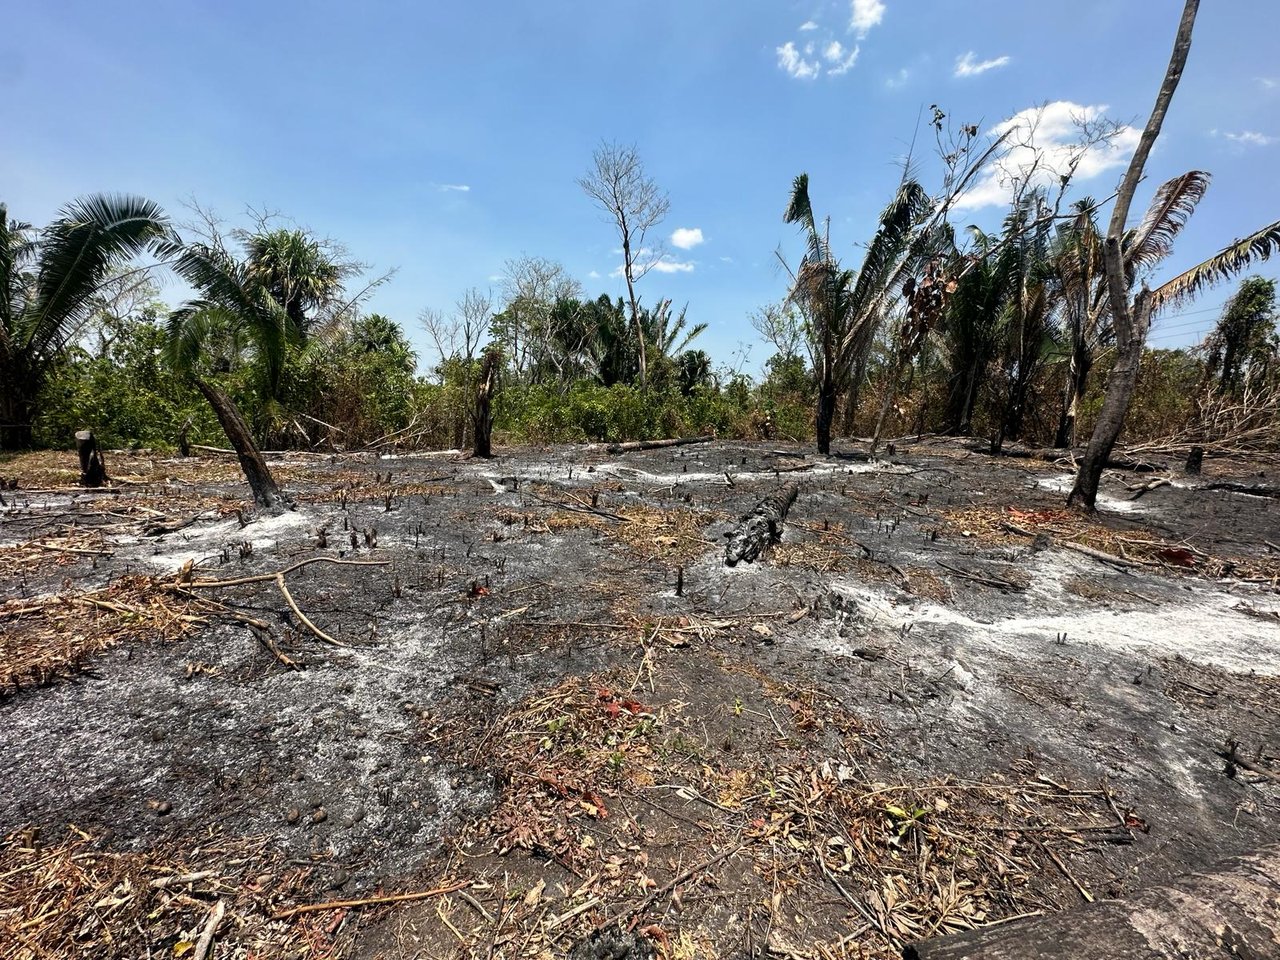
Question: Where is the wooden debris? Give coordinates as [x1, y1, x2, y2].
[725, 481, 800, 566]
[604, 435, 713, 454]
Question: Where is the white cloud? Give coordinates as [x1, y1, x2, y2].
[799, 20, 818, 31]
[1223, 130, 1275, 147]
[651, 258, 695, 274]
[953, 101, 1140, 212]
[1258, 77, 1278, 90]
[777, 41, 820, 80]
[671, 227, 704, 249]
[587, 270, 601, 279]
[849, 0, 885, 36]
[437, 183, 471, 192]
[885, 67, 910, 89]
[954, 51, 1011, 77]
[824, 40, 859, 75]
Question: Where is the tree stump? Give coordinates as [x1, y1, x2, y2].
[177, 416, 193, 458]
[903, 842, 1280, 960]
[473, 348, 500, 459]
[76, 430, 108, 487]
[725, 482, 800, 566]
[1184, 445, 1204, 475]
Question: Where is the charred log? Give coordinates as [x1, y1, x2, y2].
[725, 482, 800, 566]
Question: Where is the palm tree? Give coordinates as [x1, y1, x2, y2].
[783, 173, 933, 454]
[0, 196, 169, 449]
[164, 229, 350, 512]
[1048, 199, 1108, 448]
[1069, 173, 1280, 506]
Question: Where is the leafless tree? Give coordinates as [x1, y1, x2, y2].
[420, 288, 491, 375]
[750, 300, 808, 364]
[578, 141, 670, 387]
[495, 255, 581, 383]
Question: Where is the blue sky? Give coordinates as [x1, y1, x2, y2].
[4, 0, 1278, 373]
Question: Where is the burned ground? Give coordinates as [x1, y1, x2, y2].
[1, 439, 1277, 959]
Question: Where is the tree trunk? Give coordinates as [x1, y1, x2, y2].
[76, 430, 108, 487]
[622, 234, 648, 389]
[725, 482, 800, 566]
[1070, 0, 1198, 509]
[904, 842, 1280, 960]
[815, 371, 836, 456]
[194, 379, 291, 514]
[1055, 345, 1092, 449]
[1069, 297, 1153, 509]
[1184, 445, 1204, 474]
[177, 417, 193, 457]
[473, 348, 499, 458]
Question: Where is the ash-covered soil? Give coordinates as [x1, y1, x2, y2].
[1, 439, 1277, 958]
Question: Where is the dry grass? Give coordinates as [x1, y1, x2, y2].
[0, 577, 204, 692]
[0, 827, 342, 960]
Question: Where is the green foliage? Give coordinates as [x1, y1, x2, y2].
[1205, 276, 1278, 396]
[33, 319, 218, 448]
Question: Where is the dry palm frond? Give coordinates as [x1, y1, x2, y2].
[1152, 219, 1280, 311]
[1125, 170, 1210, 276]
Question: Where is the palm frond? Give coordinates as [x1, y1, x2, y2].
[1125, 170, 1210, 276]
[25, 194, 169, 363]
[1152, 219, 1280, 312]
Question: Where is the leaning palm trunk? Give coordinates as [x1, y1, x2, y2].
[1069, 0, 1197, 508]
[194, 379, 291, 514]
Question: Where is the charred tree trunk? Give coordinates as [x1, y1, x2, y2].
[76, 430, 108, 487]
[725, 482, 800, 566]
[1184, 445, 1204, 474]
[815, 372, 837, 456]
[194, 378, 291, 514]
[473, 348, 499, 459]
[177, 417, 193, 458]
[904, 842, 1280, 960]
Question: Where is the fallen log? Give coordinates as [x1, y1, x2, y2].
[605, 435, 713, 454]
[725, 482, 799, 566]
[1204, 481, 1280, 499]
[981, 444, 1160, 473]
[903, 842, 1280, 959]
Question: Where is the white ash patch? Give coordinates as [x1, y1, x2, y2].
[1034, 474, 1141, 513]
[124, 509, 316, 575]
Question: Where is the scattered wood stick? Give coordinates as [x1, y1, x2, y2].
[193, 899, 225, 960]
[271, 880, 471, 919]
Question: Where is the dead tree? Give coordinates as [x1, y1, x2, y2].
[904, 842, 1280, 959]
[1069, 0, 1198, 508]
[75, 430, 108, 487]
[725, 482, 800, 566]
[472, 348, 500, 459]
[194, 379, 291, 514]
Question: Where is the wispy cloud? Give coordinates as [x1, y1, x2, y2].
[824, 40, 859, 75]
[671, 227, 705, 250]
[611, 251, 695, 277]
[1258, 77, 1278, 90]
[954, 101, 1139, 212]
[436, 183, 471, 192]
[885, 67, 910, 89]
[954, 51, 1010, 77]
[849, 0, 885, 37]
[650, 258, 695, 274]
[1221, 129, 1275, 147]
[777, 41, 820, 80]
[587, 270, 601, 279]
[799, 20, 818, 31]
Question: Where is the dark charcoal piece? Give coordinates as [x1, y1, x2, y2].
[725, 481, 800, 567]
[568, 926, 656, 960]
